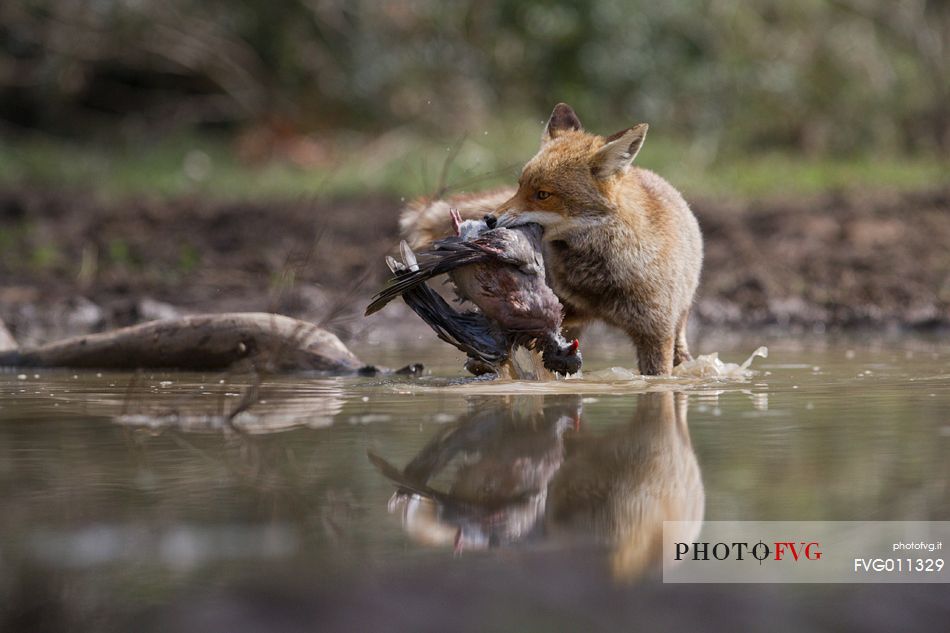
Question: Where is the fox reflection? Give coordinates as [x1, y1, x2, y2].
[546, 392, 704, 579]
[369, 391, 704, 578]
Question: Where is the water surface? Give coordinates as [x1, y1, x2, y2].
[1, 335, 947, 629]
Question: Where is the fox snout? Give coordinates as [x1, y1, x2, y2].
[494, 209, 522, 228]
[493, 196, 521, 227]
[494, 201, 564, 231]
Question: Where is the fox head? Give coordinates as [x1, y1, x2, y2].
[497, 103, 648, 236]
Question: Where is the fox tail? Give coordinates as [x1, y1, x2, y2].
[399, 187, 514, 249]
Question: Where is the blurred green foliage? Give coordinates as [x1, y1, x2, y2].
[2, 0, 948, 157]
[2, 124, 948, 200]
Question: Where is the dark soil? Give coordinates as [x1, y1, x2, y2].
[695, 187, 950, 331]
[1, 186, 948, 346]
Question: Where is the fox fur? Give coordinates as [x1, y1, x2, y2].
[399, 103, 703, 375]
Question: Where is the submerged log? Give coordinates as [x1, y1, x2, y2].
[0, 313, 373, 373]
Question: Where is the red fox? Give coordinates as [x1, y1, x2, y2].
[400, 103, 703, 375]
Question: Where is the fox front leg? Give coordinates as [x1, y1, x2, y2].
[631, 331, 676, 376]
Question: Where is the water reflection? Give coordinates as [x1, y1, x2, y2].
[548, 392, 704, 579]
[111, 379, 346, 433]
[372, 396, 580, 550]
[371, 391, 704, 579]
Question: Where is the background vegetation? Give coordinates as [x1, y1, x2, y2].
[1, 0, 948, 198]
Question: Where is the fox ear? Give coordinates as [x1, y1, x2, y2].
[591, 124, 648, 179]
[543, 103, 583, 144]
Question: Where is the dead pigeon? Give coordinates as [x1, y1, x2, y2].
[365, 212, 581, 376]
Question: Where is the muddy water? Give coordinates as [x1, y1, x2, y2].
[0, 334, 948, 628]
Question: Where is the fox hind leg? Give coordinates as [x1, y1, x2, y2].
[673, 309, 692, 367]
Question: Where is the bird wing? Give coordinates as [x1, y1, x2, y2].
[399, 278, 507, 363]
[368, 450, 533, 512]
[367, 450, 456, 503]
[365, 227, 539, 316]
[364, 239, 491, 315]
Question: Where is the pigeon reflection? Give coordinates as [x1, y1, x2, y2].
[369, 391, 704, 580]
[370, 396, 579, 550]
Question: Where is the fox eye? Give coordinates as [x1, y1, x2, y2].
[535, 190, 552, 200]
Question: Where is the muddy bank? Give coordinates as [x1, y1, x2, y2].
[696, 187, 950, 331]
[1, 186, 947, 347]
